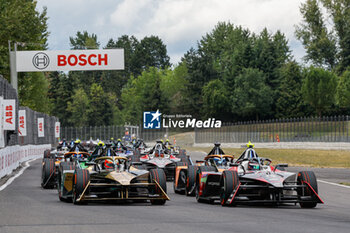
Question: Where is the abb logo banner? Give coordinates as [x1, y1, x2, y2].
[18, 110, 27, 136]
[38, 118, 44, 137]
[55, 122, 60, 138]
[3, 99, 16, 131]
[16, 49, 124, 72]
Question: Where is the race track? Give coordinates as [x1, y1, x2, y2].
[0, 153, 350, 233]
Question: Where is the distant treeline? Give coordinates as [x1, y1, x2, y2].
[1, 0, 350, 126]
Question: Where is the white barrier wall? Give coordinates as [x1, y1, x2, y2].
[0, 144, 51, 179]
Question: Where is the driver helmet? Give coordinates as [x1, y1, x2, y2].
[246, 141, 254, 148]
[75, 139, 81, 144]
[248, 162, 260, 170]
[98, 140, 105, 147]
[213, 157, 227, 166]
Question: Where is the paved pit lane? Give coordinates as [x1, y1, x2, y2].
[0, 154, 350, 233]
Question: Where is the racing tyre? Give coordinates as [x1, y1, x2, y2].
[186, 165, 197, 196]
[58, 162, 75, 202]
[41, 158, 55, 189]
[73, 169, 90, 205]
[43, 149, 51, 159]
[220, 170, 239, 206]
[149, 169, 167, 205]
[297, 171, 318, 208]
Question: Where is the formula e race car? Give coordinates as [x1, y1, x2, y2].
[41, 146, 70, 189]
[174, 142, 234, 195]
[195, 143, 324, 208]
[58, 155, 169, 205]
[139, 141, 187, 180]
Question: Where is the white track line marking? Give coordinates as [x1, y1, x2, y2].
[0, 158, 37, 192]
[318, 179, 350, 189]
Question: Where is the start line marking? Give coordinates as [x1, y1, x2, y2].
[0, 158, 37, 192]
[318, 179, 350, 189]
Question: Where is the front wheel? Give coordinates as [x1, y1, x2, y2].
[72, 169, 90, 205]
[297, 171, 318, 208]
[41, 158, 55, 189]
[149, 169, 167, 205]
[186, 165, 197, 196]
[220, 170, 239, 206]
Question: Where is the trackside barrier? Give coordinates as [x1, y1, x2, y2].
[0, 144, 51, 179]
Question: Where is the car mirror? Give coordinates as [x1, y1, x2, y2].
[274, 163, 288, 171]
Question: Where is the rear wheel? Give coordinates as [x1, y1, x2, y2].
[41, 158, 55, 189]
[186, 165, 197, 196]
[43, 149, 51, 159]
[72, 169, 90, 205]
[220, 170, 239, 206]
[149, 169, 167, 205]
[298, 171, 318, 208]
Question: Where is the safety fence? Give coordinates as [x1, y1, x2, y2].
[195, 116, 350, 143]
[0, 75, 19, 146]
[1, 75, 59, 148]
[18, 107, 58, 146]
[0, 144, 51, 179]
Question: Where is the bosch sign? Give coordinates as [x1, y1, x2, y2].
[16, 49, 124, 72]
[57, 54, 108, 66]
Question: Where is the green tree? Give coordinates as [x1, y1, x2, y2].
[295, 0, 350, 71]
[67, 88, 90, 126]
[19, 72, 51, 113]
[321, 0, 350, 72]
[48, 72, 74, 126]
[0, 0, 50, 112]
[68, 31, 102, 92]
[121, 67, 170, 124]
[232, 68, 273, 120]
[275, 62, 311, 118]
[132, 36, 170, 75]
[69, 31, 99, 49]
[302, 66, 337, 116]
[202, 79, 230, 120]
[160, 63, 188, 113]
[336, 70, 350, 108]
[88, 83, 113, 126]
[100, 35, 139, 98]
[182, 22, 291, 120]
[0, 0, 49, 79]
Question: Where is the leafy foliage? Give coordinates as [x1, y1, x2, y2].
[232, 68, 273, 120]
[0, 0, 50, 113]
[336, 70, 350, 108]
[302, 66, 337, 116]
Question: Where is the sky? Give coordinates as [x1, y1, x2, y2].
[36, 0, 307, 65]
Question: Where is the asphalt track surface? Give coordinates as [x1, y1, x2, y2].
[0, 153, 350, 233]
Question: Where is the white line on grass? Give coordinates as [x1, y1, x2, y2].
[318, 179, 350, 189]
[0, 158, 37, 192]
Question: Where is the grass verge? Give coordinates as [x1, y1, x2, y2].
[185, 147, 350, 168]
